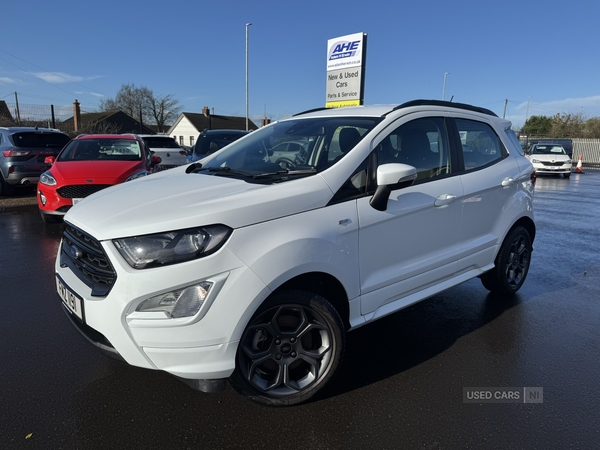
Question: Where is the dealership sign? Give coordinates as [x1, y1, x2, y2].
[326, 32, 367, 108]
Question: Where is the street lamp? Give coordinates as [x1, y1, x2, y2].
[246, 23, 252, 131]
[442, 72, 449, 101]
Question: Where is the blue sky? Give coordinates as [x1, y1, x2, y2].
[1, 0, 599, 128]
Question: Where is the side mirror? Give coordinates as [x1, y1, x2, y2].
[44, 156, 56, 165]
[150, 155, 162, 167]
[370, 163, 417, 211]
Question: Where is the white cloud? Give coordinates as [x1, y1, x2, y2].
[33, 72, 100, 84]
[0, 76, 21, 84]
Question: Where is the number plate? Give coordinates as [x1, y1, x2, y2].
[56, 276, 84, 322]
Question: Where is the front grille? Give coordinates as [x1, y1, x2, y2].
[541, 161, 566, 167]
[57, 184, 112, 198]
[60, 223, 116, 297]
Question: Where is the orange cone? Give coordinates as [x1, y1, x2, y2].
[575, 155, 584, 174]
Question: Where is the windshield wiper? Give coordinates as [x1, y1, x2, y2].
[251, 168, 317, 179]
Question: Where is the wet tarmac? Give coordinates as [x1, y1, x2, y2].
[1, 171, 599, 449]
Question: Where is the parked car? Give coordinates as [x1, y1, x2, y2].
[523, 138, 573, 158]
[269, 139, 312, 168]
[189, 129, 250, 162]
[136, 135, 188, 171]
[54, 100, 536, 406]
[527, 143, 572, 178]
[37, 134, 161, 223]
[0, 127, 70, 196]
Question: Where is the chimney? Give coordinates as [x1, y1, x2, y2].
[73, 99, 81, 132]
[261, 118, 271, 127]
[202, 106, 210, 117]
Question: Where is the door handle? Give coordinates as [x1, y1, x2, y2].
[434, 194, 456, 207]
[501, 177, 515, 187]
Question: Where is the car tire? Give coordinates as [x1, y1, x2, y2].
[230, 290, 345, 406]
[481, 226, 532, 295]
[0, 173, 14, 196]
[40, 212, 63, 224]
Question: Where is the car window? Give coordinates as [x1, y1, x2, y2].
[143, 137, 180, 148]
[58, 139, 142, 161]
[330, 118, 452, 204]
[11, 132, 69, 148]
[377, 117, 451, 182]
[456, 119, 504, 170]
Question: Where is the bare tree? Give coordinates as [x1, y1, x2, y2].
[99, 83, 153, 122]
[148, 94, 181, 133]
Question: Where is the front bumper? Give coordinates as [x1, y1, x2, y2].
[531, 162, 572, 174]
[55, 232, 270, 382]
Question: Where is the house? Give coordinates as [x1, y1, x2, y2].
[61, 106, 155, 135]
[167, 106, 258, 148]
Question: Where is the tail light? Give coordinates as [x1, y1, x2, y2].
[3, 149, 31, 157]
[179, 151, 188, 156]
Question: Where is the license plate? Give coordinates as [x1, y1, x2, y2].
[548, 166, 557, 170]
[56, 276, 84, 322]
[72, 198, 83, 205]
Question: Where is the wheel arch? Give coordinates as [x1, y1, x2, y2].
[511, 216, 536, 244]
[271, 271, 351, 331]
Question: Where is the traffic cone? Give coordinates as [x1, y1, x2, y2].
[575, 155, 584, 174]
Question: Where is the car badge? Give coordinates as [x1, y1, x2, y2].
[69, 244, 83, 259]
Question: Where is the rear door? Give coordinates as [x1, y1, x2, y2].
[451, 117, 521, 274]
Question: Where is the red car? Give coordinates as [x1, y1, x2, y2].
[37, 134, 161, 223]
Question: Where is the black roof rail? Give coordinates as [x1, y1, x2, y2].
[293, 107, 330, 116]
[394, 99, 498, 117]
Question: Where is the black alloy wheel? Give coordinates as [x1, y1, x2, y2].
[231, 290, 345, 406]
[481, 226, 532, 295]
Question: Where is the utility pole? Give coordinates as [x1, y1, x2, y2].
[246, 23, 252, 131]
[503, 99, 508, 119]
[14, 91, 21, 124]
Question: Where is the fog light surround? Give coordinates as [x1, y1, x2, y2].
[137, 281, 213, 318]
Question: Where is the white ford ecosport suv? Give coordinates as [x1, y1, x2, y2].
[55, 100, 536, 406]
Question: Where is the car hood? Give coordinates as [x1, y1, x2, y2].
[52, 161, 143, 182]
[64, 168, 334, 240]
[528, 154, 570, 162]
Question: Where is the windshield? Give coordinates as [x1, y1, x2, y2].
[58, 139, 142, 162]
[199, 117, 380, 178]
[532, 145, 566, 155]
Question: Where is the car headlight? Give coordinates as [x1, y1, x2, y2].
[530, 158, 540, 163]
[40, 171, 57, 186]
[113, 225, 232, 269]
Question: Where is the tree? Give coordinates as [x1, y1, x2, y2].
[100, 83, 180, 130]
[583, 117, 600, 139]
[522, 115, 552, 136]
[147, 94, 181, 133]
[550, 112, 585, 138]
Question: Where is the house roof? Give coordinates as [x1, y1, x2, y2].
[61, 110, 155, 134]
[170, 112, 258, 134]
[0, 101, 14, 124]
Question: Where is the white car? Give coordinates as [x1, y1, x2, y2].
[527, 143, 572, 178]
[137, 135, 188, 170]
[55, 100, 536, 406]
